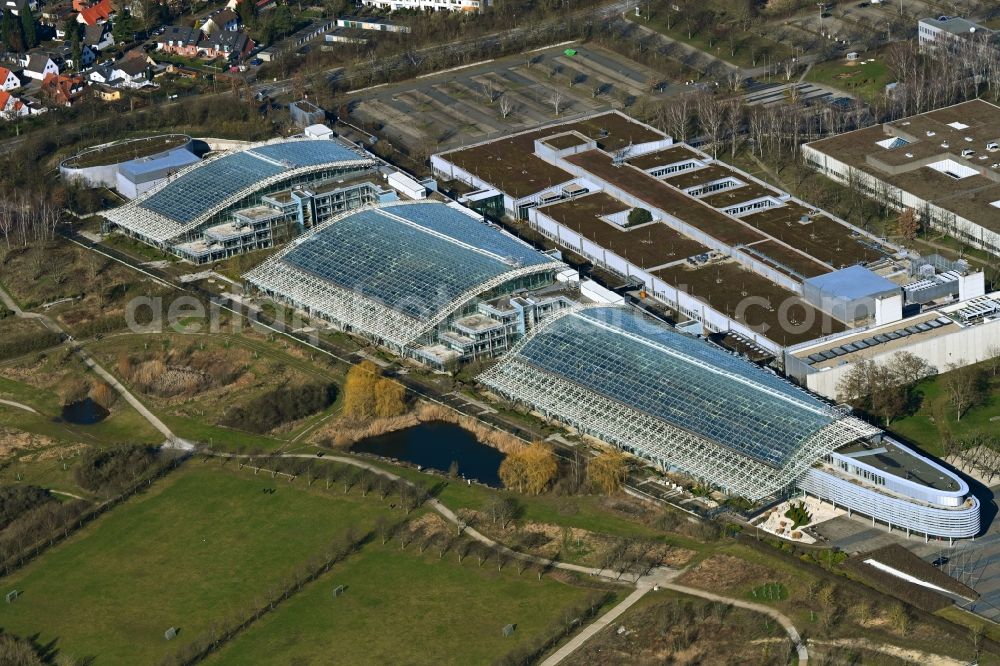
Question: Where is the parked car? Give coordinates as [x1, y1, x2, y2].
[250, 57, 263, 66]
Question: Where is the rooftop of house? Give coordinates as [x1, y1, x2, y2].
[78, 0, 112, 25]
[160, 25, 200, 45]
[24, 53, 54, 72]
[209, 8, 239, 25]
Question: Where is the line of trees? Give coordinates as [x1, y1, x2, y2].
[164, 527, 370, 666]
[0, 193, 63, 250]
[947, 433, 1000, 483]
[73, 444, 169, 498]
[494, 592, 615, 666]
[0, 449, 183, 578]
[0, 329, 63, 361]
[836, 351, 935, 424]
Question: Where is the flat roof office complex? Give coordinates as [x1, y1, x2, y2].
[434, 111, 995, 399]
[104, 138, 383, 263]
[244, 201, 570, 367]
[481, 306, 979, 539]
[803, 99, 1000, 258]
[433, 112, 900, 354]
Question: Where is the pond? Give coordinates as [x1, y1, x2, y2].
[352, 421, 504, 487]
[59, 398, 110, 425]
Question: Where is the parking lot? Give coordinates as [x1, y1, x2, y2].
[345, 42, 677, 155]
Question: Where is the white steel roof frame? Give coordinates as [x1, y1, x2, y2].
[104, 138, 374, 245]
[479, 305, 881, 499]
[245, 201, 561, 350]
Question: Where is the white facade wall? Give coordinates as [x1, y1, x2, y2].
[801, 317, 1000, 398]
[0, 71, 20, 90]
[802, 143, 1000, 257]
[799, 467, 980, 538]
[387, 171, 426, 199]
[361, 0, 486, 11]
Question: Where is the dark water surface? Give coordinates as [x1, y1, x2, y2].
[60, 398, 109, 425]
[352, 421, 503, 487]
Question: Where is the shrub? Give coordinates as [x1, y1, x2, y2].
[784, 502, 811, 529]
[627, 207, 652, 226]
[0, 330, 62, 360]
[0, 486, 54, 531]
[73, 444, 159, 496]
[221, 382, 337, 434]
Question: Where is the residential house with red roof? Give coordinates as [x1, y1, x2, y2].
[0, 91, 28, 119]
[40, 73, 85, 106]
[0, 67, 21, 91]
[76, 0, 113, 26]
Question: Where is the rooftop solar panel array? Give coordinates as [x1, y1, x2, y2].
[802, 315, 957, 365]
[280, 204, 557, 322]
[514, 307, 835, 467]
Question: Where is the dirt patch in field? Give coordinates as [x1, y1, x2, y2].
[458, 509, 695, 569]
[677, 554, 779, 593]
[0, 428, 57, 459]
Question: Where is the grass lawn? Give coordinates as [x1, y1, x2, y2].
[0, 373, 162, 448]
[889, 361, 1000, 457]
[806, 56, 891, 100]
[206, 541, 610, 666]
[0, 463, 390, 664]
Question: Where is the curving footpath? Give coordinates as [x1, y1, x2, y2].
[662, 582, 808, 664]
[217, 451, 809, 664]
[0, 283, 190, 450]
[0, 399, 37, 414]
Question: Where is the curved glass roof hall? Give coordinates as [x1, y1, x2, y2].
[244, 201, 561, 350]
[479, 306, 880, 499]
[104, 139, 373, 245]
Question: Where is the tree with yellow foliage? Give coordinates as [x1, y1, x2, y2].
[499, 442, 557, 495]
[342, 361, 408, 422]
[587, 449, 628, 494]
[374, 377, 407, 418]
[896, 207, 919, 241]
[342, 360, 380, 422]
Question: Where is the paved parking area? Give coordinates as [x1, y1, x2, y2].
[347, 43, 676, 154]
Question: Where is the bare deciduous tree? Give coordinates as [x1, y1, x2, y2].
[548, 89, 565, 116]
[498, 93, 515, 120]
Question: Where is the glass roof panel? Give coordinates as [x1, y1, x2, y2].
[514, 306, 835, 467]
